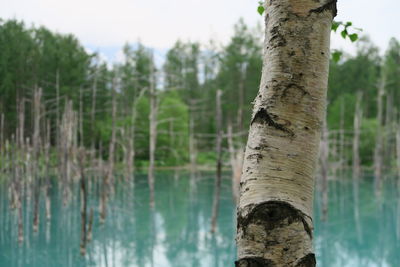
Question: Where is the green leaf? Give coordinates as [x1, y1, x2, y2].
[345, 21, 352, 27]
[331, 21, 340, 32]
[341, 30, 348, 39]
[332, 51, 342, 63]
[349, 33, 358, 42]
[257, 5, 265, 15]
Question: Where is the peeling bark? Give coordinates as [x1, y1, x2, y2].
[236, 0, 335, 265]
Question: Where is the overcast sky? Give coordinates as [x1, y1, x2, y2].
[1, 0, 399, 62]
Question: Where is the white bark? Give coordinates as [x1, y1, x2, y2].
[236, 1, 336, 266]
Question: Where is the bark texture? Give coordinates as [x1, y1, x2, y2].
[236, 1, 336, 266]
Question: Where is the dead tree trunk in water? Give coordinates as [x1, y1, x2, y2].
[339, 99, 345, 175]
[189, 111, 197, 178]
[100, 81, 117, 223]
[374, 75, 386, 196]
[17, 99, 25, 148]
[236, 1, 336, 265]
[79, 150, 88, 255]
[90, 70, 98, 159]
[227, 123, 243, 204]
[148, 59, 157, 208]
[353, 92, 363, 180]
[56, 69, 60, 150]
[79, 85, 84, 146]
[352, 92, 363, 243]
[211, 89, 223, 233]
[32, 88, 42, 233]
[396, 123, 400, 239]
[319, 119, 329, 221]
[44, 120, 51, 221]
[0, 113, 4, 158]
[237, 63, 247, 134]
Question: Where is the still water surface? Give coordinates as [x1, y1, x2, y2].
[0, 172, 399, 267]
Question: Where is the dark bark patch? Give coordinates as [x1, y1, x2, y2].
[269, 26, 287, 47]
[235, 257, 275, 267]
[237, 201, 312, 238]
[251, 108, 294, 137]
[296, 253, 316, 267]
[309, 0, 337, 17]
[282, 83, 310, 98]
[246, 153, 263, 163]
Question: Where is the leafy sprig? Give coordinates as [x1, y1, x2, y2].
[256, 2, 362, 63]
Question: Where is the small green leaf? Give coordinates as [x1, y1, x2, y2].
[345, 21, 352, 27]
[332, 51, 342, 63]
[341, 30, 348, 39]
[349, 33, 358, 42]
[331, 21, 340, 32]
[257, 5, 265, 15]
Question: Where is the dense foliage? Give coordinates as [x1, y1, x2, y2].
[1, 18, 399, 168]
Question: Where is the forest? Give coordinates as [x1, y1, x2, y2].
[1, 16, 400, 267]
[2, 18, 400, 168]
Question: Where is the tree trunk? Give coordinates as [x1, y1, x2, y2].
[227, 123, 243, 204]
[374, 75, 386, 196]
[352, 92, 363, 242]
[396, 124, 400, 239]
[189, 113, 197, 178]
[0, 113, 4, 157]
[148, 58, 157, 208]
[79, 85, 84, 147]
[352, 92, 363, 179]
[236, 1, 336, 266]
[56, 69, 60, 150]
[90, 70, 98, 158]
[211, 89, 223, 233]
[319, 119, 329, 222]
[79, 150, 88, 255]
[338, 99, 345, 176]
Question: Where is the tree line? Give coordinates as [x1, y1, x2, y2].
[0, 18, 399, 171]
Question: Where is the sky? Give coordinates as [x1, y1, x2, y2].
[1, 0, 399, 62]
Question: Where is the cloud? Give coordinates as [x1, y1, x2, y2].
[1, 0, 398, 56]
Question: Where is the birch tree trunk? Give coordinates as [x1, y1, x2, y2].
[236, 1, 336, 266]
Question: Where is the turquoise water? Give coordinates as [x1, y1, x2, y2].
[0, 172, 399, 267]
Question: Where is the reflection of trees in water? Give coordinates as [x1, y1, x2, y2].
[315, 177, 400, 267]
[0, 171, 398, 267]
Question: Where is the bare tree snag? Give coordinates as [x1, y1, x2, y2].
[148, 56, 157, 208]
[211, 89, 223, 233]
[319, 119, 329, 222]
[374, 75, 386, 196]
[236, 0, 336, 266]
[352, 92, 363, 180]
[227, 123, 243, 203]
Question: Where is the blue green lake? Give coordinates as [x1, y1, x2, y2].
[0, 172, 399, 267]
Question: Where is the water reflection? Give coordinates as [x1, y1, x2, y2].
[0, 172, 399, 267]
